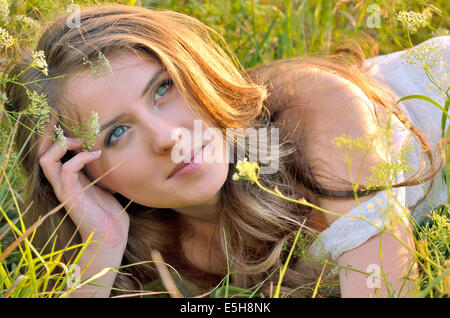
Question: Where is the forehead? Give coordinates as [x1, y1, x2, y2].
[60, 51, 160, 124]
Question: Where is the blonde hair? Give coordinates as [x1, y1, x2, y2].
[5, 4, 447, 297]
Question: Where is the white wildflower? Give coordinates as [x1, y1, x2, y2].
[15, 14, 40, 29]
[32, 50, 48, 76]
[88, 111, 100, 137]
[82, 51, 113, 79]
[395, 9, 432, 33]
[24, 90, 51, 134]
[24, 91, 51, 117]
[76, 111, 100, 152]
[0, 0, 8, 22]
[54, 125, 67, 151]
[0, 26, 14, 48]
[401, 40, 445, 69]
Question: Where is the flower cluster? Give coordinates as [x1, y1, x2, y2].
[0, 27, 14, 48]
[54, 125, 67, 151]
[395, 9, 432, 33]
[0, 0, 8, 22]
[232, 157, 260, 183]
[31, 50, 48, 76]
[82, 51, 113, 79]
[332, 133, 372, 154]
[24, 90, 51, 134]
[364, 142, 414, 189]
[401, 40, 445, 70]
[14, 89, 100, 152]
[84, 111, 100, 151]
[72, 111, 100, 152]
[15, 14, 40, 29]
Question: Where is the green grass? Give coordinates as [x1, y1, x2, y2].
[0, 0, 449, 298]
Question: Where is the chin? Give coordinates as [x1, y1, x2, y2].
[172, 172, 227, 205]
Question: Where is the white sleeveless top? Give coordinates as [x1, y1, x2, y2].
[308, 36, 450, 261]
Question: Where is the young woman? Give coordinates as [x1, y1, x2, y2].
[5, 4, 449, 297]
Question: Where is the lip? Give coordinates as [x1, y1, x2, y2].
[167, 144, 205, 179]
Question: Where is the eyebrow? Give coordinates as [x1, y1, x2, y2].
[99, 67, 167, 134]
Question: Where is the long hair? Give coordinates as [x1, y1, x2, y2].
[246, 41, 449, 214]
[5, 4, 447, 297]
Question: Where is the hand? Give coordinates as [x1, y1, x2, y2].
[38, 136, 130, 251]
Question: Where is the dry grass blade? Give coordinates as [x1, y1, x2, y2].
[312, 260, 328, 298]
[150, 249, 183, 298]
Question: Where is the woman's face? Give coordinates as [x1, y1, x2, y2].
[62, 51, 230, 214]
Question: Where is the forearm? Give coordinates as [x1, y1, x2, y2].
[67, 244, 126, 298]
[337, 222, 419, 298]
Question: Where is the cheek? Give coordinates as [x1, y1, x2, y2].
[101, 164, 162, 199]
[85, 153, 155, 192]
[214, 162, 230, 187]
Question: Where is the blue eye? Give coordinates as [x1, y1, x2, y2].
[152, 79, 173, 107]
[105, 125, 128, 147]
[103, 79, 174, 148]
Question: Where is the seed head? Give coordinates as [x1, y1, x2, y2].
[395, 9, 432, 33]
[16, 14, 40, 29]
[31, 50, 48, 76]
[0, 27, 14, 48]
[0, 0, 8, 22]
[74, 111, 100, 152]
[54, 125, 67, 151]
[24, 90, 51, 134]
[401, 40, 445, 70]
[233, 157, 260, 183]
[82, 51, 113, 79]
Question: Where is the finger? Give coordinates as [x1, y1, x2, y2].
[60, 150, 102, 185]
[39, 138, 85, 188]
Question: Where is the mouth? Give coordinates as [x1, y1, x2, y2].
[167, 144, 206, 179]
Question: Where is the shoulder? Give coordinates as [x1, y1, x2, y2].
[270, 66, 389, 226]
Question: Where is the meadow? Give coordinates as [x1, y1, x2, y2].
[0, 0, 449, 298]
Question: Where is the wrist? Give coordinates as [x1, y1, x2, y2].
[84, 238, 127, 253]
[79, 242, 126, 270]
[79, 237, 127, 260]
[81, 231, 128, 252]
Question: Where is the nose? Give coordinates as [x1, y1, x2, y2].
[142, 115, 183, 155]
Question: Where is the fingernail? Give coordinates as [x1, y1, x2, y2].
[93, 150, 102, 156]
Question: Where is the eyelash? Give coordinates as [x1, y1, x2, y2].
[104, 78, 174, 147]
